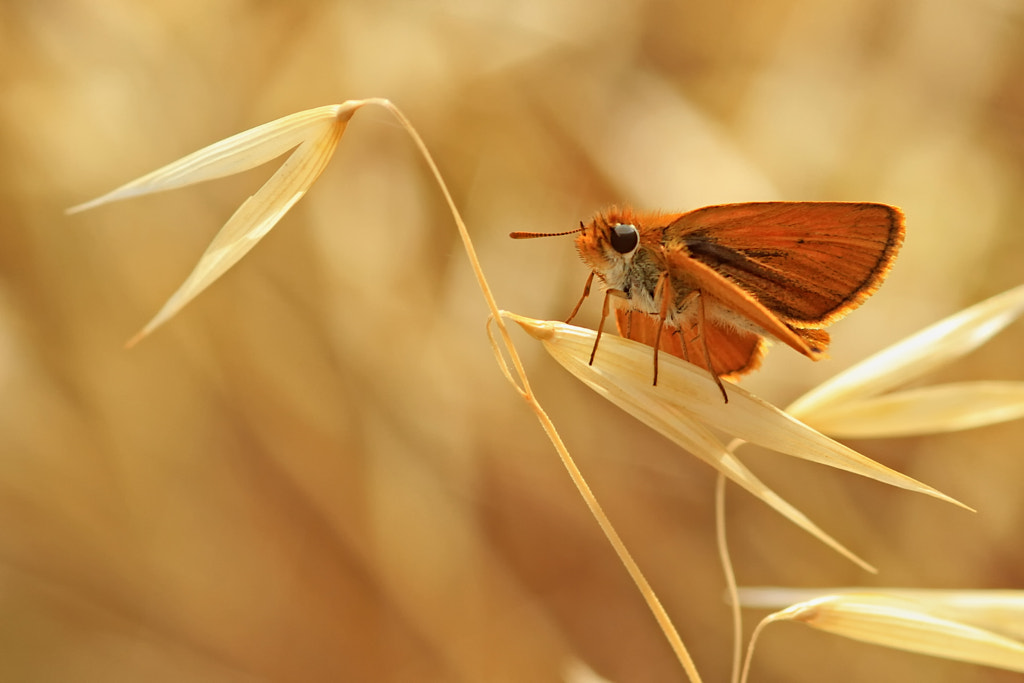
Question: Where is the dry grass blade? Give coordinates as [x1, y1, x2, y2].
[505, 313, 972, 570]
[68, 103, 368, 345]
[788, 284, 1024, 418]
[507, 315, 965, 507]
[796, 381, 1024, 438]
[738, 588, 1024, 641]
[742, 593, 1024, 680]
[67, 105, 355, 213]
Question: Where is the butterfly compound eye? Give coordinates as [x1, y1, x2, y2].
[609, 224, 639, 254]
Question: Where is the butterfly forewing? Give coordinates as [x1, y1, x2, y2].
[663, 202, 904, 326]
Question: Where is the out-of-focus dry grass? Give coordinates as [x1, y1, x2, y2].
[2, 1, 1023, 681]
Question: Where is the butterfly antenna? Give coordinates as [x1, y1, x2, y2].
[509, 222, 586, 239]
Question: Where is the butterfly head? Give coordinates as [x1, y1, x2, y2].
[509, 208, 645, 285]
[572, 210, 647, 288]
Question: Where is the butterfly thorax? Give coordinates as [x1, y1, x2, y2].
[576, 214, 701, 320]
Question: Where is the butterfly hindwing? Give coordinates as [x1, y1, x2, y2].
[614, 308, 766, 379]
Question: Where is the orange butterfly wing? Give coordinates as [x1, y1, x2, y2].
[615, 308, 766, 379]
[662, 202, 904, 326]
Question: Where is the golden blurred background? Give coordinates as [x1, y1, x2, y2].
[3, 0, 1024, 681]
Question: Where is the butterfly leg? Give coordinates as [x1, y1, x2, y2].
[565, 271, 595, 325]
[591, 287, 627, 365]
[675, 289, 700, 367]
[673, 289, 728, 402]
[652, 274, 679, 386]
[695, 292, 729, 403]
